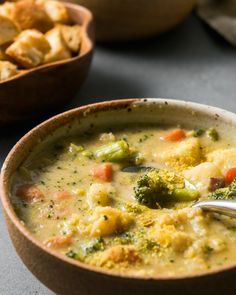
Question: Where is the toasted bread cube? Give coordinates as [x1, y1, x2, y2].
[0, 61, 18, 81]
[11, 0, 53, 33]
[44, 27, 71, 63]
[44, 0, 70, 24]
[0, 2, 15, 19]
[58, 24, 81, 52]
[0, 46, 7, 60]
[17, 29, 51, 53]
[6, 29, 50, 68]
[0, 44, 16, 63]
[0, 15, 20, 45]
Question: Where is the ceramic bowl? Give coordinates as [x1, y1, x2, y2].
[0, 2, 94, 125]
[1, 99, 236, 295]
[71, 0, 197, 42]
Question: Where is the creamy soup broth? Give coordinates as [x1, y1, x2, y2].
[11, 124, 236, 277]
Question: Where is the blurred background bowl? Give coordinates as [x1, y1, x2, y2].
[71, 0, 197, 42]
[0, 2, 94, 125]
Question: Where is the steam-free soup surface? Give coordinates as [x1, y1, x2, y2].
[12, 125, 236, 277]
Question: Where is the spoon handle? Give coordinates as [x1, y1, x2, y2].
[192, 200, 236, 218]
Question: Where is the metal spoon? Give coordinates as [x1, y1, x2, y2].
[192, 200, 236, 218]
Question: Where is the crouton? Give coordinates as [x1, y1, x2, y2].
[0, 46, 8, 60]
[0, 1, 15, 19]
[44, 27, 71, 63]
[44, 0, 70, 24]
[0, 60, 18, 81]
[6, 29, 50, 68]
[89, 206, 133, 237]
[11, 0, 54, 33]
[58, 24, 81, 52]
[0, 15, 20, 46]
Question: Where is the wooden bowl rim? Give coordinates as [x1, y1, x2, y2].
[0, 2, 94, 85]
[1, 98, 236, 282]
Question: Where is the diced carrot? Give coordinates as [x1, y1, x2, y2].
[224, 167, 236, 185]
[162, 128, 186, 141]
[16, 184, 44, 203]
[54, 191, 71, 200]
[91, 163, 113, 182]
[44, 234, 72, 248]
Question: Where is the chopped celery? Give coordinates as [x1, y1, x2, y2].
[95, 140, 131, 162]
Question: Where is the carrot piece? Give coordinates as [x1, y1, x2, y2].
[224, 167, 236, 185]
[54, 191, 71, 200]
[162, 128, 186, 141]
[44, 234, 72, 248]
[91, 163, 113, 182]
[16, 184, 43, 203]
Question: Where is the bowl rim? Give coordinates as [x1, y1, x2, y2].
[0, 2, 94, 85]
[1, 97, 236, 282]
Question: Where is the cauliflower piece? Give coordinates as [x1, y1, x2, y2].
[184, 162, 222, 195]
[207, 148, 236, 173]
[100, 245, 140, 266]
[0, 60, 18, 81]
[58, 24, 81, 52]
[60, 213, 88, 235]
[11, 0, 53, 33]
[152, 224, 192, 252]
[6, 29, 50, 68]
[160, 137, 204, 170]
[87, 183, 115, 207]
[44, 0, 70, 24]
[44, 27, 71, 63]
[150, 207, 207, 253]
[0, 15, 20, 46]
[89, 206, 133, 237]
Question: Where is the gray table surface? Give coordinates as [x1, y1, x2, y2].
[0, 14, 236, 295]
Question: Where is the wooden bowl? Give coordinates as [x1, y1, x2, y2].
[1, 99, 236, 295]
[0, 2, 94, 125]
[70, 0, 197, 42]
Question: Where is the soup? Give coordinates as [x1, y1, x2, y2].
[11, 124, 236, 277]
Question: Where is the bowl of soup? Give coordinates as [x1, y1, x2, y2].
[1, 98, 236, 295]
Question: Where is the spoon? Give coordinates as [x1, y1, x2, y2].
[122, 165, 236, 218]
[192, 200, 236, 218]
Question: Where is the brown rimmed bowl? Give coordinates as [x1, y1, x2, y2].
[0, 2, 94, 125]
[1, 98, 236, 295]
[71, 0, 197, 42]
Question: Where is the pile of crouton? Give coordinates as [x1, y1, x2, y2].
[0, 0, 81, 82]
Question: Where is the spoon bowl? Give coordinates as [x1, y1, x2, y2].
[192, 200, 236, 218]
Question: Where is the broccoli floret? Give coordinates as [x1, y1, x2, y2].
[134, 170, 199, 208]
[95, 140, 131, 162]
[209, 179, 236, 200]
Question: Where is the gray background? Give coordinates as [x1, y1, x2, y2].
[0, 14, 236, 295]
